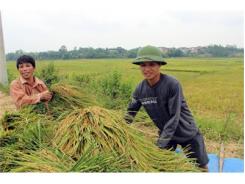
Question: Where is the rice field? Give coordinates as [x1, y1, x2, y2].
[6, 57, 244, 137]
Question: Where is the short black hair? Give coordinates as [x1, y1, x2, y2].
[16, 55, 36, 69]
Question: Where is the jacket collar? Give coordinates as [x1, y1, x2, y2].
[19, 76, 43, 87]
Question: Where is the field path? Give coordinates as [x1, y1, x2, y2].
[0, 91, 16, 118]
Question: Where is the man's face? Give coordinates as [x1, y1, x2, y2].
[18, 63, 35, 80]
[140, 62, 161, 80]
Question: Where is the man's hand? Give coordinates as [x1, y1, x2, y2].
[124, 114, 134, 124]
[40, 91, 53, 102]
[156, 137, 168, 149]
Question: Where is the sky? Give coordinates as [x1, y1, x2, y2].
[0, 0, 244, 53]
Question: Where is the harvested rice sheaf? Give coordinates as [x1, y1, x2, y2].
[0, 108, 56, 150]
[32, 83, 97, 118]
[6, 146, 130, 172]
[1, 111, 23, 131]
[0, 83, 199, 172]
[53, 106, 199, 172]
[0, 146, 20, 172]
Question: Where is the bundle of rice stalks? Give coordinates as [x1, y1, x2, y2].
[53, 106, 199, 172]
[0, 134, 18, 147]
[1, 111, 22, 131]
[33, 83, 97, 118]
[0, 146, 20, 172]
[1, 108, 39, 130]
[0, 111, 57, 171]
[0, 107, 56, 150]
[7, 148, 73, 172]
[8, 146, 130, 172]
[51, 83, 97, 108]
[17, 119, 56, 150]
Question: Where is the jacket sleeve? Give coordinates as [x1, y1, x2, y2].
[124, 88, 142, 124]
[157, 82, 182, 148]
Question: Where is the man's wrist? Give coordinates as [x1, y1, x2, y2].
[156, 138, 168, 149]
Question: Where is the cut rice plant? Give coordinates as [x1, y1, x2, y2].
[0, 114, 57, 171]
[1, 108, 39, 131]
[53, 106, 199, 172]
[17, 119, 55, 150]
[0, 107, 56, 151]
[4, 148, 73, 172]
[0, 82, 199, 172]
[0, 134, 18, 147]
[51, 83, 97, 109]
[33, 83, 97, 118]
[1, 111, 23, 131]
[0, 146, 20, 172]
[8, 146, 130, 172]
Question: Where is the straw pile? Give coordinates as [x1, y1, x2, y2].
[0, 83, 199, 172]
[53, 106, 198, 172]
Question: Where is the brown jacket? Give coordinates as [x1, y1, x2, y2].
[10, 76, 49, 109]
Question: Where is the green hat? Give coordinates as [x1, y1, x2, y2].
[133, 45, 167, 65]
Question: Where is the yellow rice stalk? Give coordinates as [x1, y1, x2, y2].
[53, 106, 199, 172]
[9, 148, 74, 172]
[9, 147, 130, 172]
[50, 83, 97, 109]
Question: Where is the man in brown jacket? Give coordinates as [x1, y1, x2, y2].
[10, 55, 52, 109]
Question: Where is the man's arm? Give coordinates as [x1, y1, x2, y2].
[10, 81, 52, 109]
[157, 82, 182, 149]
[10, 83, 41, 109]
[124, 89, 142, 124]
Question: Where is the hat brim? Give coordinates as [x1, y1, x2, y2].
[132, 56, 167, 65]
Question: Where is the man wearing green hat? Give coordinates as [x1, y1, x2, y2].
[125, 45, 209, 170]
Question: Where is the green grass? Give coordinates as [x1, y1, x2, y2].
[5, 57, 244, 142]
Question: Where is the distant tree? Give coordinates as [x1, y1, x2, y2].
[59, 45, 68, 52]
[205, 45, 229, 57]
[59, 45, 68, 59]
[5, 45, 243, 61]
[127, 48, 138, 58]
[166, 48, 184, 57]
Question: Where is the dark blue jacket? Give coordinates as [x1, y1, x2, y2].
[126, 73, 198, 148]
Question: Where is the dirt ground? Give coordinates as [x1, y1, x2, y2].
[0, 91, 16, 118]
[134, 122, 244, 159]
[0, 91, 243, 159]
[205, 139, 244, 159]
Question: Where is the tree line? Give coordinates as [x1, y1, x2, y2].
[6, 45, 243, 61]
